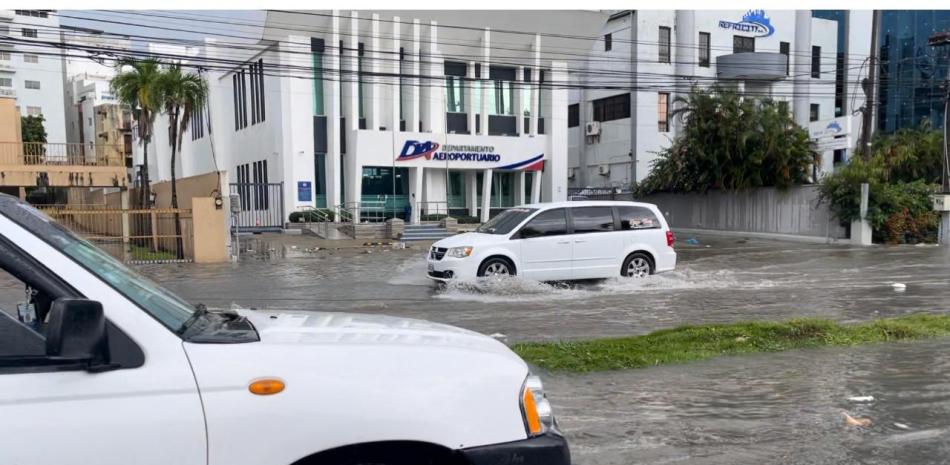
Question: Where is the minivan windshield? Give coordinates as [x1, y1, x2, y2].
[475, 208, 537, 235]
[1, 199, 195, 331]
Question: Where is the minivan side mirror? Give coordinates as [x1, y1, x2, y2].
[45, 298, 111, 369]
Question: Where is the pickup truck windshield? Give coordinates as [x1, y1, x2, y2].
[1, 198, 195, 331]
[475, 208, 537, 235]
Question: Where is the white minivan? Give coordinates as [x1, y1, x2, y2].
[427, 201, 676, 282]
[0, 194, 569, 465]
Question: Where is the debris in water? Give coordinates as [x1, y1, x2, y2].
[489, 333, 507, 340]
[848, 396, 874, 402]
[842, 412, 872, 427]
[892, 283, 907, 291]
[685, 238, 700, 245]
[894, 422, 911, 430]
[290, 245, 298, 250]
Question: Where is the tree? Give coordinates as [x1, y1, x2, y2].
[21, 115, 47, 143]
[636, 87, 817, 195]
[111, 58, 162, 207]
[155, 63, 207, 258]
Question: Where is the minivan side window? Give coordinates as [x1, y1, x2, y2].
[571, 207, 614, 234]
[617, 206, 661, 230]
[517, 208, 567, 239]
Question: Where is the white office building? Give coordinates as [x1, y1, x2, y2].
[568, 10, 873, 189]
[138, 10, 608, 227]
[0, 9, 67, 143]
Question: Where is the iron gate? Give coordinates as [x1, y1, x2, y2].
[229, 182, 284, 232]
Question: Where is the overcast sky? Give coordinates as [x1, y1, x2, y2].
[61, 10, 266, 46]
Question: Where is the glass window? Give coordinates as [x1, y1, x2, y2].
[780, 41, 790, 75]
[0, 51, 9, 61]
[25, 80, 40, 90]
[571, 207, 614, 234]
[26, 106, 41, 116]
[733, 35, 755, 53]
[658, 92, 670, 132]
[518, 208, 567, 238]
[811, 46, 821, 78]
[699, 32, 710, 67]
[605, 33, 612, 52]
[476, 208, 537, 235]
[592, 93, 631, 122]
[659, 26, 671, 63]
[810, 103, 819, 122]
[445, 76, 465, 113]
[487, 80, 513, 116]
[313, 51, 324, 116]
[21, 28, 37, 38]
[618, 206, 661, 230]
[23, 54, 38, 64]
[0, 78, 11, 87]
[568, 103, 579, 128]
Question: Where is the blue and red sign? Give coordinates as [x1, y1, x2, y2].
[397, 140, 441, 161]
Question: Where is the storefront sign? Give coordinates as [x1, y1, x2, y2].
[809, 116, 851, 139]
[718, 10, 775, 37]
[297, 181, 312, 202]
[395, 139, 543, 170]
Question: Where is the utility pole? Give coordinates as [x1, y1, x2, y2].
[929, 31, 950, 246]
[859, 10, 881, 159]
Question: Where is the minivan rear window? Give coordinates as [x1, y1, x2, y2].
[476, 208, 537, 235]
[617, 206, 661, 230]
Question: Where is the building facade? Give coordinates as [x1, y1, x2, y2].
[139, 10, 608, 224]
[568, 10, 873, 190]
[878, 10, 950, 134]
[0, 9, 67, 143]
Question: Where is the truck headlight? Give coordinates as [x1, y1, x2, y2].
[446, 246, 473, 258]
[520, 375, 556, 437]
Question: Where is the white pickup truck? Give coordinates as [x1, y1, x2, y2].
[0, 194, 569, 465]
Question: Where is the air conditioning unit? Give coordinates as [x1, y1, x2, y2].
[598, 165, 610, 176]
[585, 121, 601, 136]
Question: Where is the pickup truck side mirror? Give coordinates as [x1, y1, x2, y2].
[45, 298, 111, 369]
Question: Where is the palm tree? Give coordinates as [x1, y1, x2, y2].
[155, 63, 208, 258]
[111, 58, 162, 207]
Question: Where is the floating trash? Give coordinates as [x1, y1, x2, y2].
[842, 412, 872, 427]
[892, 283, 907, 291]
[848, 396, 874, 402]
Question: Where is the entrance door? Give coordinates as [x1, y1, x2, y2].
[515, 208, 572, 280]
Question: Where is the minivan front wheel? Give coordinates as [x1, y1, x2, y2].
[622, 253, 654, 278]
[478, 257, 515, 278]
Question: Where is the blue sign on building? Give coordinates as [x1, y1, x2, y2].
[719, 10, 776, 38]
[298, 181, 312, 202]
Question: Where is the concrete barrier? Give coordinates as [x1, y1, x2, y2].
[642, 186, 846, 240]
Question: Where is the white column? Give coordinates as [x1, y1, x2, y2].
[369, 14, 381, 131]
[792, 10, 812, 127]
[348, 12, 360, 131]
[326, 12, 343, 217]
[514, 171, 526, 206]
[426, 21, 445, 134]
[409, 19, 421, 133]
[410, 166, 424, 224]
[479, 28, 490, 136]
[391, 17, 401, 133]
[480, 169, 493, 223]
[530, 171, 542, 204]
[515, 65, 524, 136]
[530, 34, 541, 136]
[466, 171, 477, 217]
[543, 61, 569, 202]
[466, 61, 476, 134]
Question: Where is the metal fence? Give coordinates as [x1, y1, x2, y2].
[41, 207, 194, 264]
[567, 187, 634, 201]
[0, 142, 126, 167]
[229, 182, 284, 232]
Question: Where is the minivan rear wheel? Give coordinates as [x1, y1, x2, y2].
[478, 257, 515, 277]
[622, 253, 654, 278]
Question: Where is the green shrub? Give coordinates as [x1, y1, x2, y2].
[288, 209, 333, 223]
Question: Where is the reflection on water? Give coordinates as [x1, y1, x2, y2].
[545, 339, 950, 464]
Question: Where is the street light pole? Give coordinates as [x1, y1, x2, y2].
[928, 31, 950, 245]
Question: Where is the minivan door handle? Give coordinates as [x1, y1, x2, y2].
[556, 240, 570, 245]
[574, 239, 586, 243]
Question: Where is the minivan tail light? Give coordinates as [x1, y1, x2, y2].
[666, 230, 675, 247]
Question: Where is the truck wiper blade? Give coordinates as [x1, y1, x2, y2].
[176, 303, 210, 336]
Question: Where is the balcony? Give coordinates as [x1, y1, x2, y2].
[0, 142, 128, 187]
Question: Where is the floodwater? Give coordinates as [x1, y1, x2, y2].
[5, 232, 950, 464]
[135, 234, 950, 464]
[141, 234, 950, 342]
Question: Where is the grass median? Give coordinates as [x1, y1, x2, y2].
[511, 314, 950, 373]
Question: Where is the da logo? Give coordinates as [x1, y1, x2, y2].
[397, 140, 440, 161]
[826, 121, 843, 133]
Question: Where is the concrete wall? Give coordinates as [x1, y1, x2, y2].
[643, 185, 847, 239]
[0, 98, 21, 143]
[150, 171, 223, 209]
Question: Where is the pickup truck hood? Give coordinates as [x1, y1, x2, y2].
[234, 308, 516, 357]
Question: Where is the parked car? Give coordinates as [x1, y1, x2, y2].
[427, 201, 676, 282]
[0, 194, 569, 465]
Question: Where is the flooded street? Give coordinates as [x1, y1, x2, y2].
[128, 233, 950, 464]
